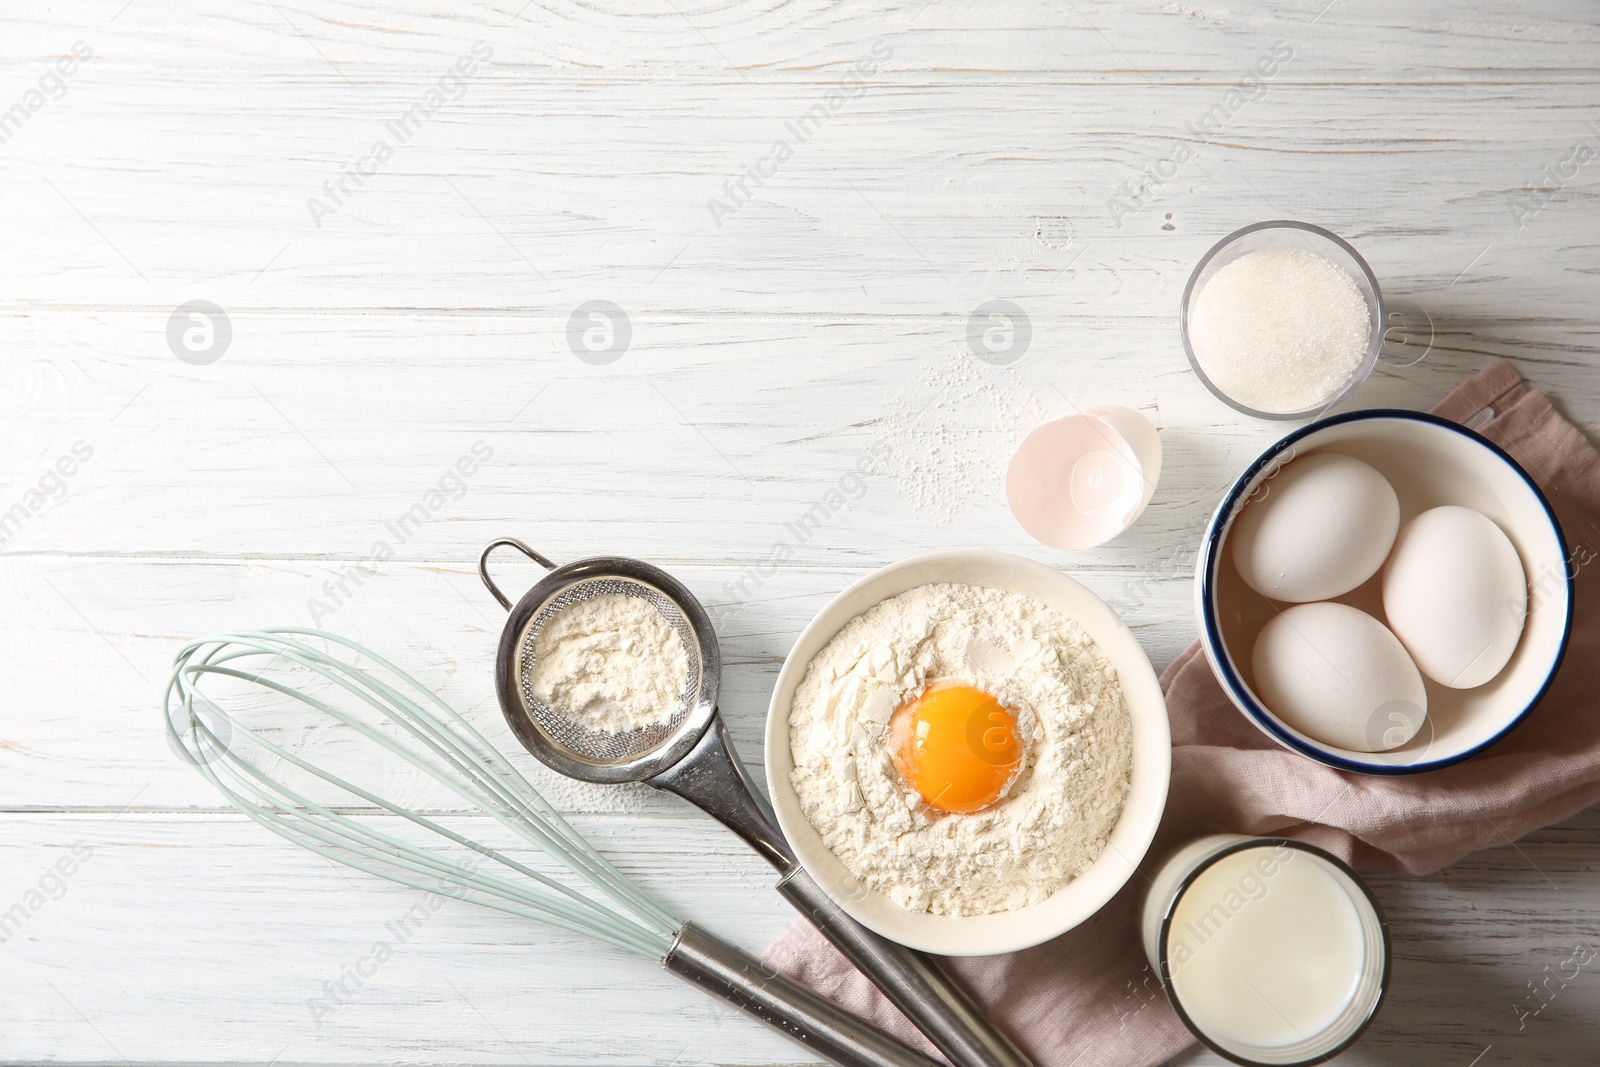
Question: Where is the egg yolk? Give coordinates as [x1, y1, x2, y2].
[889, 683, 1022, 814]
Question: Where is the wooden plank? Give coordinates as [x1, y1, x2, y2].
[9, 0, 1600, 77]
[0, 555, 1194, 811]
[1, 316, 1593, 564]
[2, 808, 1596, 1065]
[0, 78, 1595, 315]
[0, 812, 803, 1065]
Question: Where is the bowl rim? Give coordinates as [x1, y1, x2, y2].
[1199, 408, 1574, 775]
[1179, 220, 1386, 421]
[764, 548, 1172, 954]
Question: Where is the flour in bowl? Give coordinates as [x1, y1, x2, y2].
[788, 583, 1132, 917]
[527, 594, 688, 734]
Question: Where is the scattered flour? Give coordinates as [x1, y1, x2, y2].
[871, 349, 1049, 524]
[1188, 247, 1371, 414]
[788, 583, 1133, 917]
[527, 594, 688, 734]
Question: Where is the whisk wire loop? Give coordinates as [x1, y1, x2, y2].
[165, 628, 680, 958]
[204, 633, 655, 918]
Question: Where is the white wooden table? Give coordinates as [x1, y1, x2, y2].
[3, 2, 1598, 1063]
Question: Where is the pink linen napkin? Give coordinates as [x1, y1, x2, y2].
[764, 360, 1600, 1066]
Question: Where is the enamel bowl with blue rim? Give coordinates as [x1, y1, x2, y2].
[1197, 410, 1573, 775]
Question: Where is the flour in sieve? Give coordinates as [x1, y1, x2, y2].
[527, 594, 688, 734]
[788, 583, 1132, 917]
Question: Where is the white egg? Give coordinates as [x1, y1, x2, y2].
[1382, 506, 1528, 689]
[1230, 453, 1400, 603]
[1251, 602, 1427, 752]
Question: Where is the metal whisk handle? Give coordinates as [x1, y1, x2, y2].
[777, 870, 1033, 1067]
[665, 923, 941, 1067]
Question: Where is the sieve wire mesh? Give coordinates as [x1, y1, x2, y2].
[516, 577, 703, 764]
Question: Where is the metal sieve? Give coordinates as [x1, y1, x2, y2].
[481, 540, 721, 786]
[515, 575, 703, 766]
[480, 538, 1035, 1067]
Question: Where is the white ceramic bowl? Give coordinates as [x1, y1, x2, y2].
[1197, 411, 1573, 775]
[765, 549, 1172, 956]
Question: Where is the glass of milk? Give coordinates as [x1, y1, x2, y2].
[1140, 835, 1390, 1065]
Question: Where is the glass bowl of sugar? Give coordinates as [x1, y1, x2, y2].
[1181, 221, 1384, 420]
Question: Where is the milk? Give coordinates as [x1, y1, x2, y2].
[1166, 845, 1364, 1047]
[1141, 835, 1388, 1064]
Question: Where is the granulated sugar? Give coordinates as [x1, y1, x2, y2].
[1188, 248, 1371, 414]
[872, 349, 1049, 523]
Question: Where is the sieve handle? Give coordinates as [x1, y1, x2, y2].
[664, 922, 941, 1067]
[652, 713, 798, 871]
[776, 869, 1034, 1067]
[478, 538, 558, 610]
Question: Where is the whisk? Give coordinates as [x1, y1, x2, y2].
[164, 627, 938, 1067]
